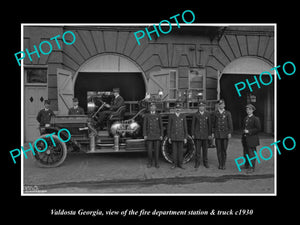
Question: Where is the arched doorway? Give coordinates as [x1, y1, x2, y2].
[219, 57, 274, 135]
[73, 53, 147, 112]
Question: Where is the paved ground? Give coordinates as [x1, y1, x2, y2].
[23, 137, 275, 194]
[43, 178, 274, 194]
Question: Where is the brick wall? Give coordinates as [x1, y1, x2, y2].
[23, 25, 274, 109]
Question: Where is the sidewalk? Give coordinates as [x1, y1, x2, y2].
[23, 137, 275, 193]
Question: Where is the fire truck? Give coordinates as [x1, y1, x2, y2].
[34, 91, 217, 167]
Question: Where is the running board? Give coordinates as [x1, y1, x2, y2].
[86, 148, 145, 153]
[96, 143, 114, 147]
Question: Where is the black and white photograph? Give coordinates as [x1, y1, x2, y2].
[3, 5, 298, 224]
[21, 23, 276, 195]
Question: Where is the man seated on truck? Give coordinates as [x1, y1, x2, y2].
[97, 88, 125, 130]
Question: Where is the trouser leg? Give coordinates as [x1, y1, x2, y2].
[146, 141, 153, 166]
[97, 110, 112, 126]
[195, 140, 201, 167]
[242, 136, 249, 168]
[202, 140, 208, 166]
[215, 138, 222, 168]
[247, 147, 257, 169]
[222, 138, 228, 168]
[154, 140, 160, 166]
[172, 142, 178, 167]
[177, 141, 184, 167]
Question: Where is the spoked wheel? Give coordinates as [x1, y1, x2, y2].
[161, 135, 196, 164]
[33, 134, 67, 168]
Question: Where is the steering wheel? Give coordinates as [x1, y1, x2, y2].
[91, 102, 106, 119]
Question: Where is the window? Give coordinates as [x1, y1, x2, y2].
[169, 70, 177, 100]
[25, 68, 47, 84]
[189, 69, 204, 99]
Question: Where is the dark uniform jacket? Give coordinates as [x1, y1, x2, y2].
[212, 110, 233, 139]
[167, 113, 188, 141]
[68, 106, 84, 115]
[242, 115, 261, 147]
[143, 112, 163, 140]
[110, 95, 125, 111]
[191, 111, 212, 140]
[36, 108, 55, 126]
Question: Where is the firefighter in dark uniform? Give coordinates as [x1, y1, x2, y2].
[143, 103, 163, 168]
[212, 99, 233, 170]
[191, 101, 212, 169]
[241, 104, 261, 173]
[97, 88, 125, 129]
[36, 100, 55, 134]
[68, 98, 84, 115]
[167, 103, 188, 169]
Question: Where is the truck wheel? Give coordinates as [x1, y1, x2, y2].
[161, 135, 196, 164]
[33, 134, 67, 168]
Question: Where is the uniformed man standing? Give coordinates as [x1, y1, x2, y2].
[36, 100, 55, 134]
[212, 99, 233, 170]
[143, 103, 163, 168]
[68, 98, 84, 115]
[241, 104, 261, 173]
[167, 103, 188, 169]
[191, 101, 212, 169]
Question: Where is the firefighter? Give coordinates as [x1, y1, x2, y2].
[191, 101, 212, 169]
[68, 98, 84, 115]
[167, 103, 188, 169]
[241, 104, 261, 173]
[143, 103, 163, 168]
[212, 99, 233, 170]
[36, 100, 55, 134]
[97, 88, 125, 129]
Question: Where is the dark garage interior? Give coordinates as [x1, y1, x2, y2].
[74, 72, 146, 112]
[220, 73, 274, 134]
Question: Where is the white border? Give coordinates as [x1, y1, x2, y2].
[21, 23, 24, 195]
[273, 23, 277, 197]
[21, 23, 277, 196]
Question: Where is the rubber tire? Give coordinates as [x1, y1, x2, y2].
[161, 135, 196, 164]
[33, 134, 67, 168]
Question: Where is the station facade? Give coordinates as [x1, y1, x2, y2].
[23, 25, 274, 141]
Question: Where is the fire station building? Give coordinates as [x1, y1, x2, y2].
[23, 25, 274, 141]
